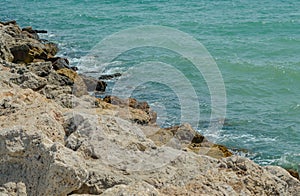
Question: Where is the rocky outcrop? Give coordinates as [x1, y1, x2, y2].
[48, 57, 70, 70]
[0, 128, 88, 196]
[98, 72, 122, 80]
[146, 123, 233, 159]
[103, 95, 157, 125]
[0, 21, 106, 100]
[0, 21, 299, 196]
[0, 22, 58, 63]
[80, 74, 107, 92]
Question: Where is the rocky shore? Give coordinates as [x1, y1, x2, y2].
[0, 21, 299, 195]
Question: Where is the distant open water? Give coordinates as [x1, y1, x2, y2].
[1, 0, 299, 169]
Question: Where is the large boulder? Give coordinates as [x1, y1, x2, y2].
[0, 80, 88, 195]
[0, 128, 88, 196]
[56, 68, 88, 97]
[49, 57, 70, 70]
[0, 85, 65, 143]
[61, 110, 300, 195]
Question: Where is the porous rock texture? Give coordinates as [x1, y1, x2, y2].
[0, 21, 299, 196]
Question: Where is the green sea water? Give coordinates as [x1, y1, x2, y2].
[1, 0, 299, 169]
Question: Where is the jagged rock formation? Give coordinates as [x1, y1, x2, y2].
[0, 21, 299, 196]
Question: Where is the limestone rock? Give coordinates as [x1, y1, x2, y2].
[1, 21, 300, 196]
[0, 78, 89, 195]
[80, 74, 107, 92]
[56, 68, 88, 97]
[0, 182, 27, 196]
[63, 111, 155, 161]
[0, 21, 58, 64]
[10, 71, 47, 91]
[101, 182, 160, 196]
[103, 95, 157, 124]
[46, 70, 74, 86]
[39, 84, 73, 107]
[43, 42, 59, 57]
[146, 123, 232, 159]
[22, 26, 40, 39]
[0, 31, 14, 62]
[0, 128, 88, 196]
[0, 20, 17, 26]
[286, 168, 300, 180]
[0, 86, 65, 143]
[9, 44, 34, 63]
[27, 61, 52, 77]
[49, 57, 70, 70]
[57, 68, 78, 81]
[62, 110, 300, 195]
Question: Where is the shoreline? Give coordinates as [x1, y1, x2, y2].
[0, 21, 299, 195]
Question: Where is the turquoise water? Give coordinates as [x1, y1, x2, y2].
[1, 0, 300, 169]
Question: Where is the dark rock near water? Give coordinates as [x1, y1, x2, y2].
[0, 20, 17, 25]
[27, 61, 52, 77]
[98, 72, 121, 80]
[46, 70, 74, 86]
[286, 169, 300, 181]
[146, 124, 233, 159]
[48, 57, 78, 71]
[71, 66, 78, 71]
[22, 26, 39, 39]
[10, 44, 33, 63]
[0, 21, 58, 64]
[0, 38, 14, 62]
[22, 26, 47, 34]
[55, 68, 89, 97]
[49, 57, 70, 70]
[43, 42, 58, 57]
[80, 74, 107, 92]
[103, 96, 149, 111]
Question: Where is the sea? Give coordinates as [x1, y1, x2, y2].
[1, 0, 299, 170]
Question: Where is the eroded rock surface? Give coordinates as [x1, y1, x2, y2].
[0, 128, 88, 196]
[0, 21, 299, 196]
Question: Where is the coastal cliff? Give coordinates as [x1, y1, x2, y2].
[0, 21, 299, 196]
